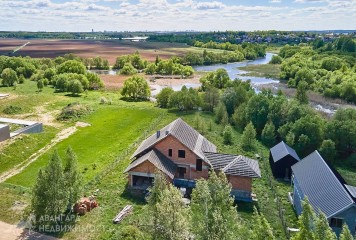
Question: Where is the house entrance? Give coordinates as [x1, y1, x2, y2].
[178, 167, 186, 178]
[132, 175, 154, 189]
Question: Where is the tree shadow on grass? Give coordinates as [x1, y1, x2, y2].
[120, 183, 146, 206]
[120, 96, 150, 103]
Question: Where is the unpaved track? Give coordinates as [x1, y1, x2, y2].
[0, 221, 57, 240]
[0, 126, 77, 183]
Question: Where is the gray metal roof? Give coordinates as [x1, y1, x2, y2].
[204, 152, 261, 178]
[291, 151, 354, 218]
[125, 149, 177, 179]
[270, 141, 300, 163]
[132, 118, 217, 161]
[345, 184, 356, 199]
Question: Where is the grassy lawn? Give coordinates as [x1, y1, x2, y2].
[6, 103, 161, 187]
[63, 110, 296, 239]
[0, 126, 58, 176]
[0, 183, 30, 224]
[238, 64, 281, 79]
[334, 155, 356, 186]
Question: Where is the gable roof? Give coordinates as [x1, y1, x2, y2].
[291, 151, 354, 218]
[125, 149, 177, 179]
[204, 152, 261, 178]
[131, 118, 217, 161]
[270, 141, 300, 163]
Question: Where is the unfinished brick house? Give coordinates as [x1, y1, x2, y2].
[125, 118, 261, 201]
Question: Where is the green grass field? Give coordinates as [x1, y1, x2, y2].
[238, 64, 281, 79]
[6, 105, 161, 187]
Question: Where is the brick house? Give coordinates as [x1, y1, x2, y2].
[125, 118, 261, 201]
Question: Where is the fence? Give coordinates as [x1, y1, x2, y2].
[259, 150, 291, 239]
[84, 112, 167, 191]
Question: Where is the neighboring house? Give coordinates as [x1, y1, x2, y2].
[125, 118, 261, 202]
[269, 141, 300, 179]
[291, 151, 356, 236]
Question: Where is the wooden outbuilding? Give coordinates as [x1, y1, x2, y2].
[269, 141, 300, 179]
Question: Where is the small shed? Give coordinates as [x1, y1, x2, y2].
[269, 141, 300, 179]
[0, 124, 10, 142]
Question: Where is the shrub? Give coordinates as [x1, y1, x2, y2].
[3, 105, 23, 115]
[269, 55, 282, 64]
[57, 103, 92, 121]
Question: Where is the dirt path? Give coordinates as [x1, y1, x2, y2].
[0, 221, 57, 240]
[0, 126, 78, 183]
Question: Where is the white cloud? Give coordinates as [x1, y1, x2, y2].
[195, 1, 225, 10]
[0, 0, 354, 31]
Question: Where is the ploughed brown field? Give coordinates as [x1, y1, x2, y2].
[0, 39, 194, 65]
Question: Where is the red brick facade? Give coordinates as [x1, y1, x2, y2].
[154, 135, 209, 180]
[127, 135, 253, 193]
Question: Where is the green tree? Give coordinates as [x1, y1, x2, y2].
[261, 121, 276, 147]
[223, 125, 233, 145]
[18, 74, 25, 84]
[64, 147, 82, 211]
[121, 75, 150, 100]
[204, 86, 220, 112]
[339, 224, 354, 240]
[314, 212, 336, 240]
[319, 140, 336, 162]
[252, 207, 275, 240]
[85, 72, 104, 89]
[295, 80, 309, 104]
[68, 80, 84, 96]
[57, 60, 86, 75]
[269, 55, 282, 64]
[120, 63, 137, 75]
[245, 94, 270, 135]
[156, 87, 174, 108]
[327, 108, 356, 155]
[190, 171, 239, 240]
[292, 198, 315, 240]
[31, 151, 67, 228]
[168, 86, 200, 111]
[1, 68, 18, 86]
[215, 102, 228, 125]
[153, 184, 190, 240]
[241, 122, 257, 151]
[37, 79, 44, 91]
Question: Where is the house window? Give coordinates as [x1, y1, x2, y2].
[168, 149, 172, 157]
[330, 218, 343, 228]
[178, 150, 185, 158]
[178, 167, 186, 178]
[196, 159, 203, 171]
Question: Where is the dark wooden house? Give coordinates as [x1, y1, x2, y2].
[269, 141, 300, 179]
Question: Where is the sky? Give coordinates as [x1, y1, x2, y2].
[0, 0, 355, 32]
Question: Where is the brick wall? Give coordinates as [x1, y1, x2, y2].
[227, 174, 252, 192]
[154, 135, 209, 180]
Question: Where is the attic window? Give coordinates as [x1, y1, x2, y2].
[330, 218, 343, 228]
[178, 150, 185, 158]
[168, 149, 172, 157]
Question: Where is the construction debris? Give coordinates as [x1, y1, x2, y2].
[74, 196, 98, 216]
[113, 205, 133, 224]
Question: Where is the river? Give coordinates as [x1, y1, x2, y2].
[193, 52, 279, 85]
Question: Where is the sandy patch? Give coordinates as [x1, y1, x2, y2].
[0, 221, 57, 240]
[76, 122, 91, 127]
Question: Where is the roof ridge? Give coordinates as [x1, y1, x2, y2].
[222, 155, 240, 172]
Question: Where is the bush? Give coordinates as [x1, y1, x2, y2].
[121, 75, 150, 100]
[57, 103, 92, 121]
[269, 55, 282, 64]
[3, 105, 23, 115]
[156, 87, 174, 108]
